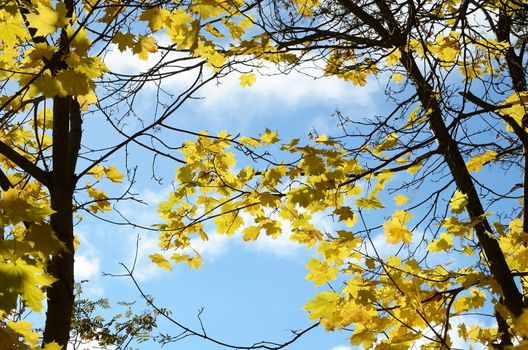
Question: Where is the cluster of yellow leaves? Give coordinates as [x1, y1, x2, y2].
[0, 1, 106, 109]
[84, 165, 125, 213]
[383, 210, 413, 244]
[500, 91, 528, 131]
[153, 128, 510, 348]
[499, 219, 528, 273]
[0, 186, 64, 349]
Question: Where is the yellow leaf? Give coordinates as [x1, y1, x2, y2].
[407, 161, 422, 175]
[139, 7, 170, 31]
[188, 255, 203, 269]
[240, 73, 257, 87]
[239, 136, 261, 147]
[7, 320, 39, 346]
[466, 151, 497, 172]
[104, 165, 124, 183]
[427, 233, 453, 252]
[0, 259, 56, 313]
[305, 258, 338, 287]
[86, 186, 111, 213]
[304, 291, 340, 327]
[26, 2, 69, 37]
[260, 128, 280, 144]
[43, 342, 63, 350]
[384, 210, 413, 244]
[373, 133, 398, 156]
[450, 190, 468, 214]
[20, 73, 66, 98]
[89, 165, 105, 180]
[333, 206, 356, 227]
[386, 47, 401, 66]
[133, 36, 158, 60]
[0, 8, 29, 47]
[242, 226, 261, 241]
[112, 32, 136, 51]
[392, 72, 404, 83]
[356, 197, 384, 209]
[149, 253, 172, 271]
[56, 70, 94, 96]
[190, 0, 225, 19]
[514, 309, 528, 337]
[393, 194, 408, 206]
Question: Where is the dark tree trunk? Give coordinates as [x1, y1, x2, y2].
[42, 95, 79, 347]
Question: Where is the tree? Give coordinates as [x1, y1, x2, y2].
[154, 0, 528, 348]
[0, 0, 268, 348]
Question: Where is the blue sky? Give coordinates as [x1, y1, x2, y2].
[70, 39, 385, 350]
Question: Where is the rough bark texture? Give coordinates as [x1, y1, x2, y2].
[42, 96, 77, 347]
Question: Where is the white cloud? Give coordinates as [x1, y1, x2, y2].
[74, 230, 102, 282]
[249, 225, 303, 259]
[104, 42, 382, 133]
[190, 233, 231, 261]
[330, 346, 352, 350]
[75, 254, 100, 281]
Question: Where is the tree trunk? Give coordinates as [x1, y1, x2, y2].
[42, 96, 77, 347]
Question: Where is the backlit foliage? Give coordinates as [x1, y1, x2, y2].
[2, 0, 528, 349]
[154, 0, 528, 349]
[0, 0, 270, 347]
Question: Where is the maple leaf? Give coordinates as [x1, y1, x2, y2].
[305, 258, 339, 286]
[392, 72, 404, 83]
[450, 190, 468, 214]
[25, 223, 66, 258]
[242, 226, 261, 241]
[6, 320, 39, 346]
[190, 0, 225, 19]
[373, 133, 398, 156]
[0, 259, 56, 313]
[356, 197, 384, 209]
[43, 342, 63, 350]
[240, 73, 257, 87]
[150, 253, 172, 271]
[89, 165, 105, 180]
[133, 36, 158, 60]
[0, 7, 29, 47]
[21, 73, 66, 98]
[466, 151, 497, 172]
[393, 194, 408, 206]
[104, 165, 124, 183]
[57, 70, 94, 96]
[407, 161, 422, 175]
[384, 210, 413, 244]
[260, 128, 280, 144]
[386, 47, 401, 66]
[112, 32, 136, 52]
[86, 186, 111, 213]
[427, 233, 453, 252]
[0, 188, 54, 223]
[26, 2, 69, 37]
[304, 291, 341, 330]
[139, 7, 170, 31]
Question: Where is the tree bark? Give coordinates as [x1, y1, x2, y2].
[42, 96, 78, 347]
